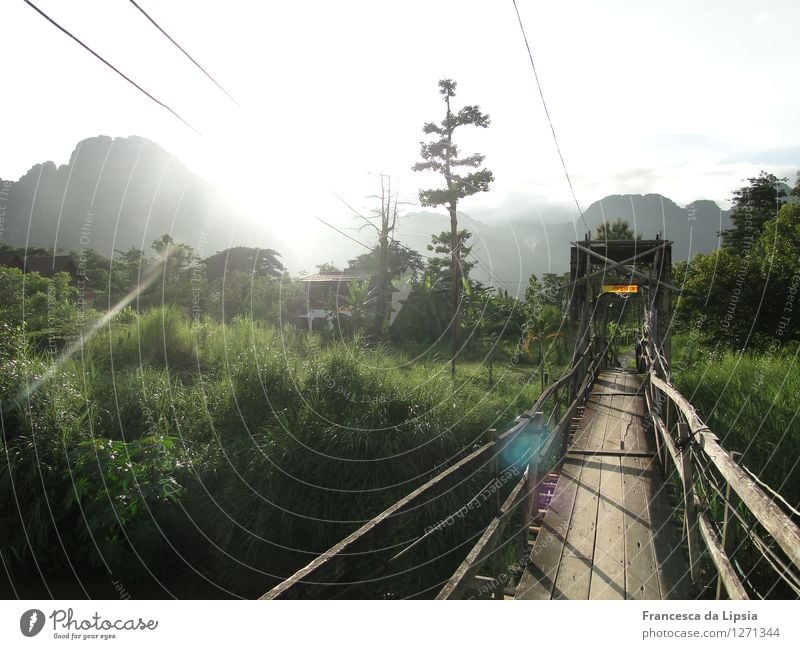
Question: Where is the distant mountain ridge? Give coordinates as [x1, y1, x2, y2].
[0, 135, 278, 262]
[1, 135, 730, 291]
[395, 194, 730, 290]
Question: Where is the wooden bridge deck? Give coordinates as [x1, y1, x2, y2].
[515, 369, 690, 600]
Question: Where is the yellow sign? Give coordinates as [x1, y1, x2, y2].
[602, 284, 638, 294]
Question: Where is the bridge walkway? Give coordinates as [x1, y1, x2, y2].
[515, 368, 690, 599]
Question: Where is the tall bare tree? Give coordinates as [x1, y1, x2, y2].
[413, 79, 493, 376]
[348, 174, 405, 337]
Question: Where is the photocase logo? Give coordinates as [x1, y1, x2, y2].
[20, 609, 45, 637]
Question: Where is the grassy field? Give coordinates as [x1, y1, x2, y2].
[0, 307, 549, 598]
[671, 333, 800, 502]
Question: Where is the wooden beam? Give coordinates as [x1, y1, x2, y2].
[436, 476, 528, 599]
[260, 436, 499, 599]
[650, 373, 800, 572]
[698, 510, 749, 600]
[651, 412, 683, 482]
[567, 449, 656, 458]
[576, 241, 670, 284]
[576, 244, 681, 293]
[698, 433, 800, 571]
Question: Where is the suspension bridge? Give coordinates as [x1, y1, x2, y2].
[261, 238, 800, 600]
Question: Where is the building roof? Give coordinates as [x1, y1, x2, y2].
[300, 271, 373, 283]
[24, 255, 80, 278]
[0, 251, 23, 268]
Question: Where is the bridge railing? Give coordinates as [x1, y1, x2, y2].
[436, 337, 603, 599]
[261, 338, 602, 599]
[639, 324, 800, 599]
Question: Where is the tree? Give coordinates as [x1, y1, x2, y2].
[426, 229, 477, 287]
[721, 171, 787, 254]
[347, 241, 424, 281]
[346, 279, 375, 334]
[202, 247, 284, 282]
[461, 288, 523, 386]
[0, 268, 80, 348]
[413, 78, 493, 376]
[540, 272, 570, 310]
[751, 201, 800, 341]
[348, 175, 407, 337]
[147, 235, 198, 309]
[110, 247, 148, 307]
[674, 249, 763, 349]
[595, 218, 641, 240]
[315, 262, 341, 273]
[521, 274, 564, 385]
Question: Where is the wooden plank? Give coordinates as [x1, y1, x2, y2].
[567, 450, 656, 458]
[589, 456, 626, 599]
[617, 373, 646, 453]
[569, 404, 599, 449]
[515, 457, 583, 599]
[576, 372, 619, 451]
[621, 456, 661, 599]
[570, 397, 600, 449]
[553, 455, 601, 599]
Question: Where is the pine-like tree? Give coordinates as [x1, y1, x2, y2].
[412, 79, 493, 376]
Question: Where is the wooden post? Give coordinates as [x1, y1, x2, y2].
[486, 428, 504, 600]
[519, 462, 536, 567]
[555, 392, 561, 428]
[660, 408, 670, 481]
[665, 398, 674, 478]
[520, 412, 544, 574]
[679, 421, 701, 585]
[645, 373, 665, 478]
[716, 452, 741, 599]
[658, 245, 672, 367]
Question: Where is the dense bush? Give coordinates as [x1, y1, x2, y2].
[1, 307, 540, 597]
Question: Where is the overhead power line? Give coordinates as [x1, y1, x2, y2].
[314, 216, 373, 252]
[127, 0, 239, 105]
[511, 0, 590, 237]
[330, 190, 438, 261]
[22, 0, 199, 134]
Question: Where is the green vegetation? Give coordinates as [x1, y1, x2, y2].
[413, 78, 493, 376]
[671, 171, 800, 503]
[595, 217, 642, 240]
[675, 173, 800, 349]
[672, 334, 800, 501]
[0, 304, 545, 596]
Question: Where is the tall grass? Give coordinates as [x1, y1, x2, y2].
[672, 333, 800, 502]
[1, 307, 542, 597]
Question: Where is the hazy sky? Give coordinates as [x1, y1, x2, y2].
[2, 0, 798, 264]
